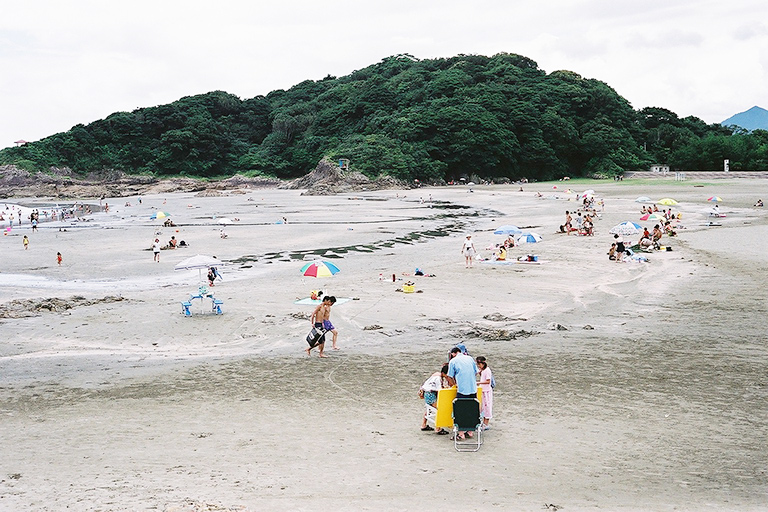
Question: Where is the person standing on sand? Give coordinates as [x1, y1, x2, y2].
[23, 235, 29, 250]
[152, 238, 161, 262]
[57, 252, 62, 266]
[461, 235, 476, 268]
[446, 347, 479, 441]
[476, 356, 493, 430]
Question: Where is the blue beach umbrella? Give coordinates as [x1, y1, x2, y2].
[610, 221, 642, 236]
[494, 225, 522, 235]
[515, 232, 542, 244]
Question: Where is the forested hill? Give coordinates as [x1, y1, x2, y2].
[2, 53, 766, 182]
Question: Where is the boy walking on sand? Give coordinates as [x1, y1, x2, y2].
[310, 296, 339, 352]
[57, 252, 62, 265]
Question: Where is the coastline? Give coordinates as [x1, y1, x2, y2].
[1, 180, 766, 511]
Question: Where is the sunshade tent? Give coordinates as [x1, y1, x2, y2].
[515, 232, 542, 244]
[657, 198, 678, 206]
[150, 211, 171, 220]
[301, 261, 340, 278]
[610, 221, 642, 236]
[493, 225, 522, 235]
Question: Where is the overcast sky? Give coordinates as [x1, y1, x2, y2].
[1, 0, 766, 149]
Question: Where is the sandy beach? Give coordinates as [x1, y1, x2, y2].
[1, 178, 767, 511]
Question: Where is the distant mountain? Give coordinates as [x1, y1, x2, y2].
[721, 106, 768, 131]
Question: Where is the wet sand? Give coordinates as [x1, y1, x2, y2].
[1, 179, 767, 511]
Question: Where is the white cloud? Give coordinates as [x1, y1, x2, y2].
[1, 0, 766, 148]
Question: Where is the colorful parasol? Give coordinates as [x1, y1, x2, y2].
[301, 261, 341, 278]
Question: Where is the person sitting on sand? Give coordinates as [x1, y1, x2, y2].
[220, 229, 228, 239]
[168, 236, 177, 249]
[755, 199, 763, 207]
[641, 206, 648, 214]
[652, 224, 663, 244]
[664, 221, 677, 237]
[497, 245, 507, 261]
[608, 243, 617, 261]
[419, 363, 450, 435]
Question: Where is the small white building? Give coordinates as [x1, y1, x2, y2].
[650, 164, 670, 174]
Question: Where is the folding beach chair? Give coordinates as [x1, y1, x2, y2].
[452, 397, 484, 452]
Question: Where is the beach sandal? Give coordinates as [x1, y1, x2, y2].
[421, 426, 434, 431]
[456, 433, 466, 441]
[436, 429, 449, 435]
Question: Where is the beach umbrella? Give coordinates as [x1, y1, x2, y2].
[580, 189, 595, 199]
[610, 221, 642, 236]
[707, 196, 723, 202]
[515, 232, 542, 244]
[175, 254, 223, 281]
[150, 211, 171, 220]
[301, 261, 341, 278]
[640, 213, 665, 221]
[494, 225, 522, 235]
[657, 198, 678, 206]
[635, 196, 652, 203]
[217, 218, 233, 225]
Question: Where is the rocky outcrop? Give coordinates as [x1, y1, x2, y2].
[0, 166, 281, 199]
[0, 160, 407, 199]
[281, 159, 409, 195]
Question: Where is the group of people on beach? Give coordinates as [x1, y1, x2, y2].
[561, 209, 596, 236]
[418, 344, 494, 439]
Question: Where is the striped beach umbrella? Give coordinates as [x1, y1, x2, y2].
[515, 232, 542, 244]
[300, 261, 341, 278]
[610, 221, 642, 236]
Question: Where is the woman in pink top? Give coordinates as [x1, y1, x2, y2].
[476, 356, 493, 430]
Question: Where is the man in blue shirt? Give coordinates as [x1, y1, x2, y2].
[447, 347, 478, 396]
[447, 347, 479, 439]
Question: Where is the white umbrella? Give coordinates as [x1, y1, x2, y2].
[217, 218, 233, 225]
[175, 254, 223, 282]
[635, 196, 652, 203]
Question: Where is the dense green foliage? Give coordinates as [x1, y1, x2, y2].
[2, 53, 767, 181]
